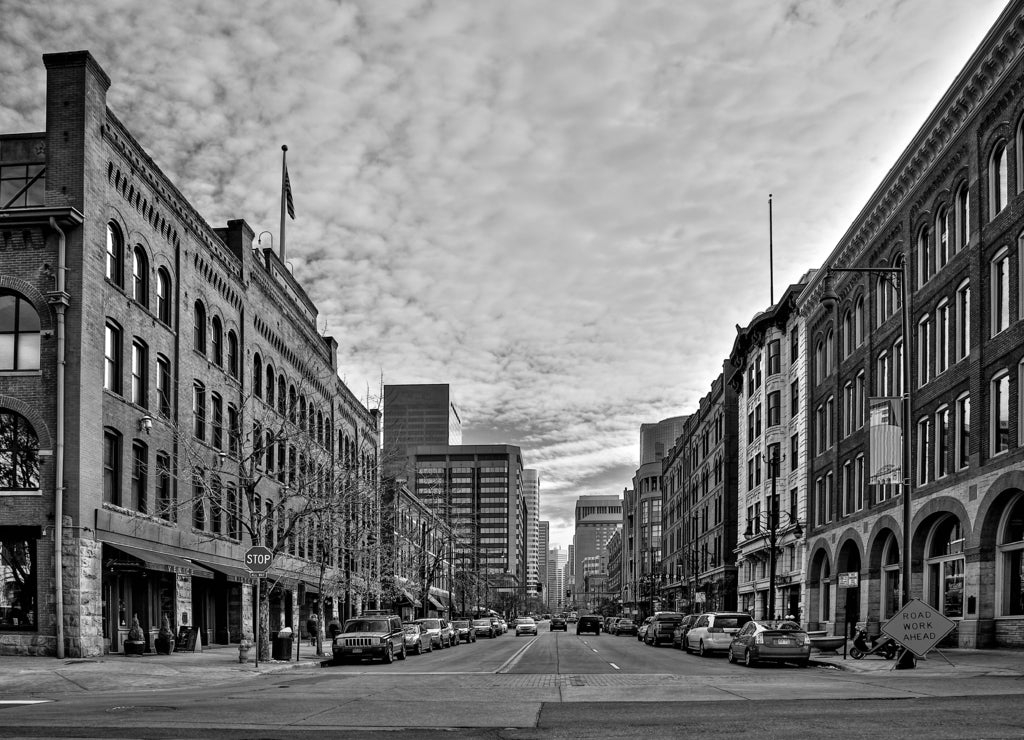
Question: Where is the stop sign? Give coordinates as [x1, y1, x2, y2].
[244, 545, 273, 574]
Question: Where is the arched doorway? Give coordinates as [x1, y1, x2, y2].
[836, 539, 862, 639]
[925, 514, 965, 619]
[807, 547, 832, 631]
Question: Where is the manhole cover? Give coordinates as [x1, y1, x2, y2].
[106, 705, 176, 713]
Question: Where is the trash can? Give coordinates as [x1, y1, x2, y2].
[272, 628, 293, 661]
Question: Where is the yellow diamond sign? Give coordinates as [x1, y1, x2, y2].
[880, 598, 957, 658]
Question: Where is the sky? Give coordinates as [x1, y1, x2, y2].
[0, 0, 1011, 549]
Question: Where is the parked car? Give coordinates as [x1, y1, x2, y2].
[645, 612, 683, 646]
[515, 617, 538, 636]
[472, 618, 497, 638]
[685, 612, 753, 656]
[490, 617, 505, 635]
[567, 612, 578, 623]
[671, 614, 699, 649]
[451, 619, 477, 643]
[550, 616, 568, 631]
[727, 620, 811, 667]
[498, 618, 509, 634]
[332, 613, 407, 663]
[415, 618, 454, 649]
[402, 623, 433, 655]
[636, 617, 653, 641]
[604, 617, 620, 633]
[576, 615, 602, 635]
[614, 618, 637, 636]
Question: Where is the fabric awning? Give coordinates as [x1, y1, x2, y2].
[193, 559, 253, 583]
[427, 594, 446, 610]
[104, 543, 214, 579]
[397, 588, 421, 607]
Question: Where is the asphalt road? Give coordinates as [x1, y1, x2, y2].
[3, 626, 1024, 739]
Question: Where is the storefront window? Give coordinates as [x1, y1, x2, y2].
[927, 515, 964, 618]
[999, 494, 1024, 616]
[881, 532, 901, 619]
[0, 529, 37, 630]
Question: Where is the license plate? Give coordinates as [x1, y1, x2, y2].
[775, 639, 794, 646]
[352, 648, 362, 653]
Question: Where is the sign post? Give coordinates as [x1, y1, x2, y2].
[244, 546, 273, 668]
[880, 598, 956, 662]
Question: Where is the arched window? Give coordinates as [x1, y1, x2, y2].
[926, 515, 964, 618]
[106, 222, 124, 287]
[278, 375, 286, 415]
[841, 309, 853, 359]
[918, 224, 932, 285]
[266, 365, 275, 406]
[156, 268, 172, 325]
[0, 291, 40, 370]
[227, 330, 238, 378]
[193, 301, 206, 354]
[814, 339, 826, 385]
[288, 385, 297, 423]
[211, 316, 223, 366]
[955, 184, 970, 252]
[253, 353, 263, 397]
[998, 493, 1024, 616]
[131, 245, 149, 307]
[935, 205, 949, 271]
[0, 410, 40, 490]
[990, 142, 1008, 219]
[854, 295, 865, 346]
[825, 329, 835, 376]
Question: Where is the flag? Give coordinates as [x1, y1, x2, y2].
[283, 165, 295, 220]
[869, 397, 902, 495]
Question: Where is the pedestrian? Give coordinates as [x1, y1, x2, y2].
[306, 613, 318, 647]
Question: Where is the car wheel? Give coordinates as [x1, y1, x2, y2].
[382, 644, 394, 664]
[427, 640, 433, 652]
[727, 647, 737, 664]
[698, 641, 707, 657]
[398, 644, 407, 660]
[744, 649, 756, 668]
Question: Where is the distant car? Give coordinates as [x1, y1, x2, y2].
[451, 619, 477, 643]
[576, 615, 602, 635]
[614, 618, 637, 636]
[550, 616, 568, 631]
[604, 617, 620, 633]
[498, 618, 508, 634]
[671, 614, 699, 649]
[402, 623, 433, 655]
[636, 617, 653, 642]
[645, 612, 683, 647]
[490, 617, 505, 635]
[472, 618, 497, 638]
[567, 612, 578, 623]
[727, 620, 811, 667]
[685, 612, 753, 656]
[515, 617, 538, 636]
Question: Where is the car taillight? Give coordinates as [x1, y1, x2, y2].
[798, 634, 810, 646]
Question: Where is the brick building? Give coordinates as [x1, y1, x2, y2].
[0, 51, 379, 657]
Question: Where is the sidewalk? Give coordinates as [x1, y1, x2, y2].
[810, 642, 1024, 676]
[0, 642, 327, 697]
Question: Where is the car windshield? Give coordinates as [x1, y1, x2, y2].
[453, 621, 470, 627]
[418, 619, 441, 629]
[517, 618, 535, 624]
[472, 619, 489, 626]
[403, 626, 418, 634]
[761, 620, 802, 631]
[346, 620, 388, 633]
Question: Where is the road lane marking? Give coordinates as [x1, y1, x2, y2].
[495, 637, 537, 673]
[609, 663, 620, 670]
[0, 700, 51, 705]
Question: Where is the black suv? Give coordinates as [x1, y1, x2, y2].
[332, 613, 406, 663]
[576, 615, 602, 635]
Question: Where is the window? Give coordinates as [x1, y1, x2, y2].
[0, 411, 40, 490]
[131, 245, 149, 307]
[918, 225, 933, 285]
[227, 330, 239, 379]
[917, 416, 931, 486]
[790, 379, 799, 417]
[767, 391, 781, 427]
[193, 301, 206, 354]
[0, 531, 37, 630]
[826, 395, 835, 450]
[156, 355, 171, 418]
[893, 339, 904, 396]
[156, 451, 173, 521]
[876, 351, 891, 396]
[210, 477, 222, 535]
[955, 183, 970, 251]
[992, 249, 1010, 336]
[130, 339, 148, 408]
[228, 404, 239, 457]
[936, 300, 949, 376]
[790, 328, 799, 363]
[193, 381, 206, 441]
[156, 268, 172, 325]
[0, 291, 40, 370]
[935, 206, 949, 272]
[815, 339, 826, 385]
[997, 493, 1024, 616]
[917, 314, 932, 387]
[854, 296, 865, 346]
[842, 309, 854, 358]
[956, 394, 971, 470]
[104, 321, 122, 394]
[790, 433, 798, 473]
[131, 441, 148, 514]
[227, 482, 240, 539]
[843, 381, 855, 438]
[265, 365, 275, 406]
[767, 339, 781, 375]
[991, 371, 1010, 456]
[955, 280, 970, 361]
[211, 393, 223, 450]
[855, 371, 866, 430]
[253, 354, 263, 397]
[990, 142, 1008, 219]
[103, 429, 122, 505]
[211, 317, 223, 367]
[278, 375, 286, 415]
[106, 222, 124, 287]
[877, 274, 895, 325]
[936, 406, 950, 480]
[192, 474, 206, 530]
[0, 161, 45, 208]
[815, 404, 826, 456]
[826, 330, 834, 377]
[926, 515, 965, 618]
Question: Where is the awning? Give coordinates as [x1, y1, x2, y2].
[104, 543, 214, 579]
[427, 594, 446, 610]
[397, 588, 421, 607]
[193, 559, 253, 583]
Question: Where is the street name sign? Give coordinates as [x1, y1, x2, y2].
[837, 572, 859, 588]
[880, 598, 956, 658]
[244, 545, 273, 575]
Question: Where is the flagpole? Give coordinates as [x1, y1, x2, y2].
[280, 145, 288, 262]
[768, 193, 774, 306]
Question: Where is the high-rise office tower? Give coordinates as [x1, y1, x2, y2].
[383, 384, 462, 477]
[537, 521, 549, 606]
[572, 495, 622, 608]
[523, 470, 540, 596]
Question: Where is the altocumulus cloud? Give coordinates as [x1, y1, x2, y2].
[0, 0, 1008, 545]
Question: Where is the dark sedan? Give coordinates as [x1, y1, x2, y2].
[727, 619, 812, 667]
[614, 618, 637, 636]
[550, 616, 568, 631]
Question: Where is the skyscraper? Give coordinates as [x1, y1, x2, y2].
[523, 469, 540, 596]
[383, 384, 462, 477]
[572, 495, 622, 609]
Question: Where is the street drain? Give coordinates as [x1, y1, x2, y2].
[106, 705, 176, 713]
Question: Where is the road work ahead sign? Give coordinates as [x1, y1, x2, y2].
[880, 598, 956, 657]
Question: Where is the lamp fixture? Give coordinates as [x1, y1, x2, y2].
[138, 415, 153, 434]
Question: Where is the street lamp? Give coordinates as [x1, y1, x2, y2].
[820, 256, 912, 611]
[744, 447, 803, 620]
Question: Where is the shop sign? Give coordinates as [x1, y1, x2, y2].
[838, 572, 859, 588]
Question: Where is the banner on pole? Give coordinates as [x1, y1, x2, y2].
[869, 397, 902, 497]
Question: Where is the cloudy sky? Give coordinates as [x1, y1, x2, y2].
[0, 0, 1009, 548]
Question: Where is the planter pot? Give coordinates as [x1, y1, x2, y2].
[809, 636, 847, 655]
[123, 640, 146, 656]
[155, 636, 175, 655]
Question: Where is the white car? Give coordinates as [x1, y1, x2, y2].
[514, 617, 537, 636]
[685, 612, 752, 656]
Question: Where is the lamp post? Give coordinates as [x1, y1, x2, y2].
[820, 256, 912, 610]
[744, 450, 803, 620]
